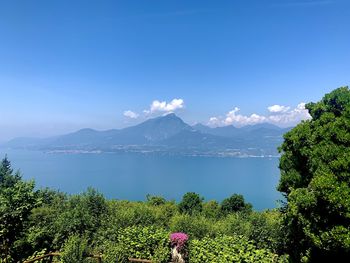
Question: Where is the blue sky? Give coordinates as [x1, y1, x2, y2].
[0, 0, 349, 141]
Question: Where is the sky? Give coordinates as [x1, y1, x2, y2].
[0, 0, 349, 141]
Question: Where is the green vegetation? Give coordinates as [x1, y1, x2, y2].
[278, 86, 350, 262]
[60, 235, 90, 263]
[189, 235, 283, 263]
[103, 226, 170, 263]
[1, 87, 349, 262]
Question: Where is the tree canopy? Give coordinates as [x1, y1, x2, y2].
[178, 192, 203, 215]
[221, 194, 252, 214]
[278, 86, 350, 262]
[0, 156, 39, 262]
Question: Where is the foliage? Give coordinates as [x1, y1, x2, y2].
[189, 235, 284, 263]
[278, 86, 350, 261]
[102, 226, 170, 263]
[169, 214, 214, 239]
[178, 192, 203, 215]
[0, 156, 39, 262]
[221, 193, 252, 214]
[25, 189, 67, 252]
[60, 235, 91, 263]
[53, 187, 107, 246]
[202, 200, 221, 219]
[146, 194, 166, 206]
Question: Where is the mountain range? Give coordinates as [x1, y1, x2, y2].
[2, 113, 291, 157]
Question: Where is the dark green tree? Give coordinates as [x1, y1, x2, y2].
[221, 194, 252, 215]
[278, 87, 350, 262]
[0, 155, 21, 188]
[178, 192, 203, 215]
[0, 156, 39, 262]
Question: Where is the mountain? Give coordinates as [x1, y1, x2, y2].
[3, 114, 290, 156]
[193, 122, 287, 136]
[193, 124, 242, 138]
[119, 113, 192, 143]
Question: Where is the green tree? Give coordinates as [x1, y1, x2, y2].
[278, 87, 350, 262]
[25, 189, 67, 252]
[221, 194, 252, 215]
[178, 192, 203, 215]
[0, 155, 21, 188]
[0, 156, 39, 262]
[202, 200, 221, 219]
[146, 194, 166, 206]
[53, 188, 107, 246]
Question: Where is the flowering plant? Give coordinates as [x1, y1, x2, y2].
[170, 232, 189, 252]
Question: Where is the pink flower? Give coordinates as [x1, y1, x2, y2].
[170, 232, 189, 251]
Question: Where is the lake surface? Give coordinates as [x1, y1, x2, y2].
[0, 149, 282, 210]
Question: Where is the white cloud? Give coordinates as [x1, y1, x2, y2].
[123, 110, 139, 119]
[267, 102, 311, 126]
[150, 98, 184, 113]
[208, 102, 311, 127]
[223, 107, 266, 126]
[268, 105, 290, 113]
[123, 98, 184, 120]
[207, 117, 221, 127]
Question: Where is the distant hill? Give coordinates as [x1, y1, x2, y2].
[3, 114, 292, 156]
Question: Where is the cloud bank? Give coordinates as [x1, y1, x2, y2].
[267, 105, 290, 113]
[123, 98, 311, 127]
[150, 99, 184, 113]
[123, 98, 185, 119]
[207, 103, 311, 127]
[123, 110, 139, 119]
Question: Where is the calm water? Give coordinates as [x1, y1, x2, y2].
[0, 149, 282, 210]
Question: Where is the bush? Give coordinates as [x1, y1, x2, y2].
[102, 226, 170, 263]
[189, 235, 284, 263]
[60, 235, 90, 263]
[169, 214, 214, 239]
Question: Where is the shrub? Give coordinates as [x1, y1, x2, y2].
[102, 226, 170, 263]
[169, 214, 213, 239]
[60, 235, 90, 263]
[189, 235, 284, 263]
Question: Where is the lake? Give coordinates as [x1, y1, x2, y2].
[0, 149, 282, 210]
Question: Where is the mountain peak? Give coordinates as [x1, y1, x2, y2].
[160, 112, 179, 119]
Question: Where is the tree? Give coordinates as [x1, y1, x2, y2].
[278, 87, 350, 262]
[178, 192, 203, 215]
[53, 188, 107, 246]
[0, 156, 39, 262]
[0, 155, 21, 188]
[221, 194, 252, 215]
[146, 194, 166, 206]
[202, 200, 221, 219]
